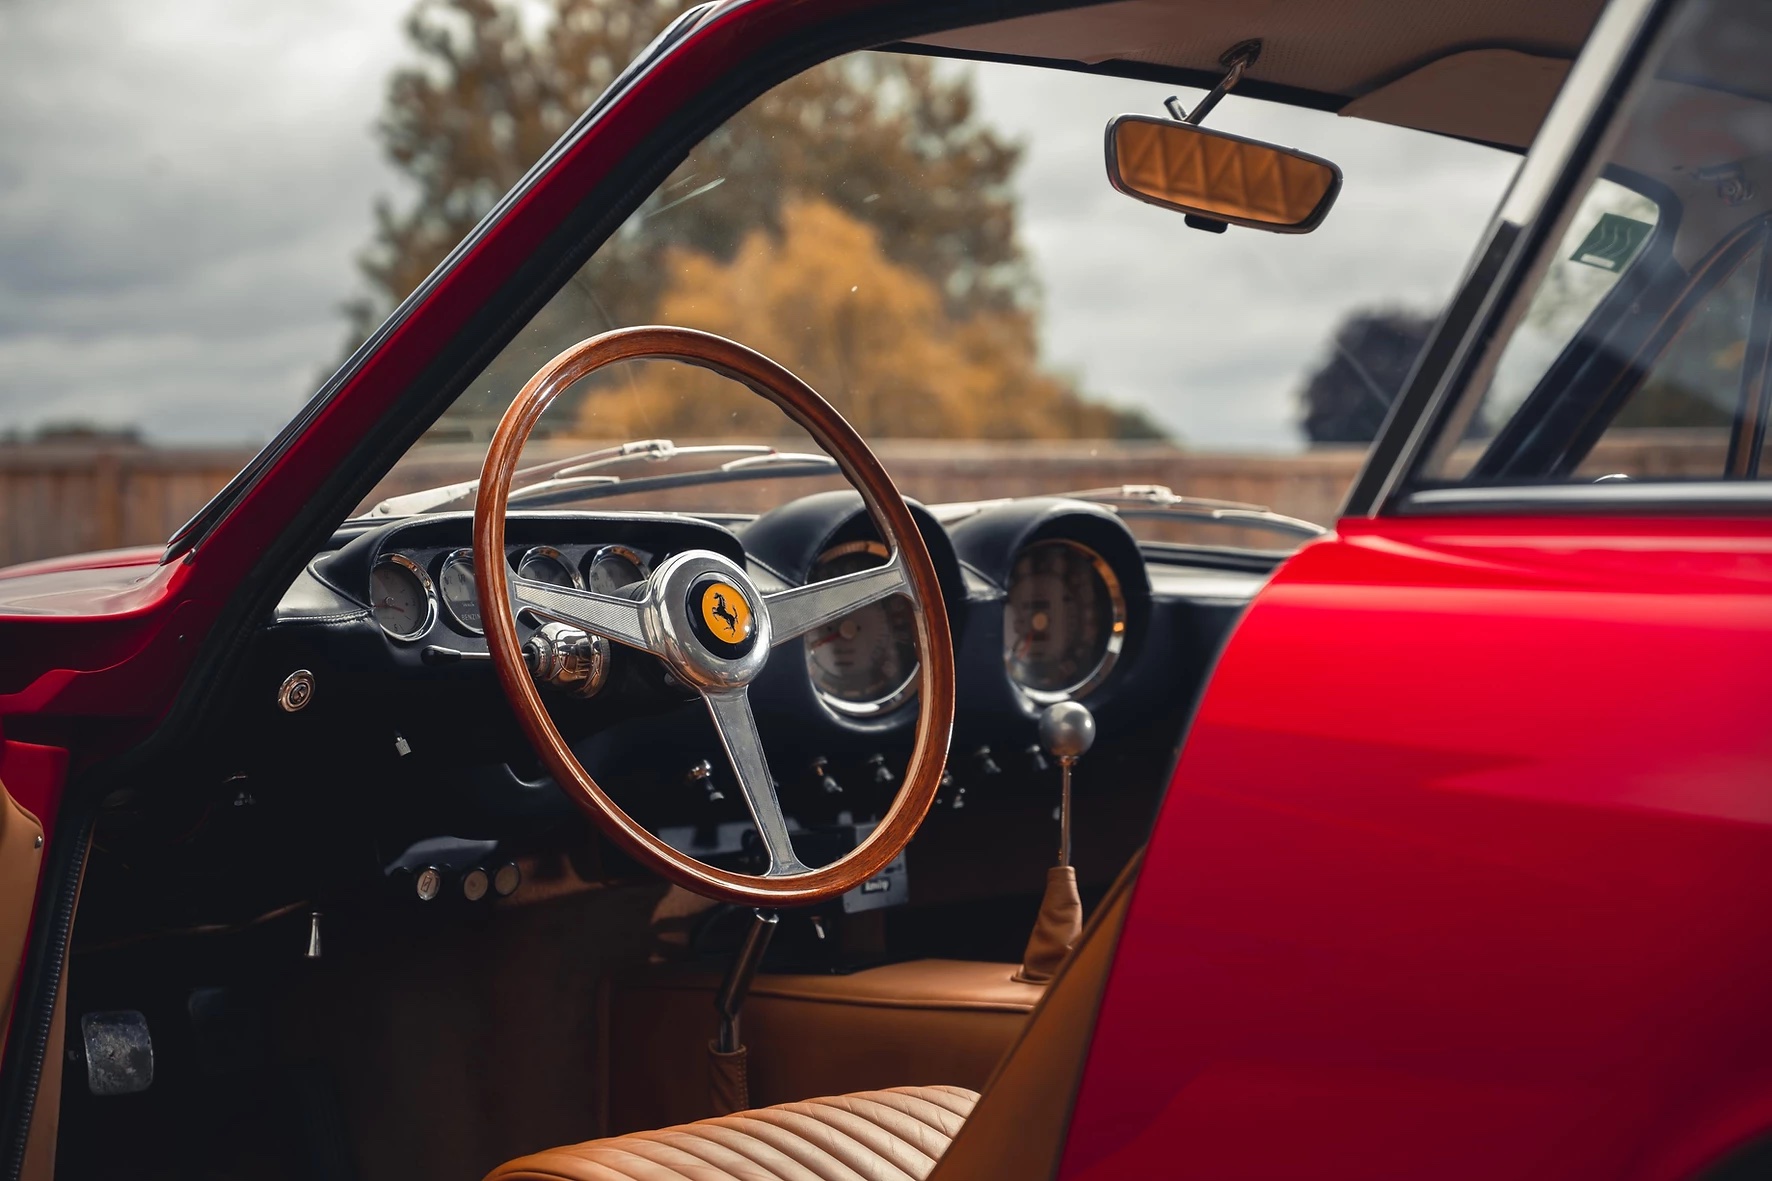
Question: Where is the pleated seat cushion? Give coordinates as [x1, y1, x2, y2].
[488, 1085, 979, 1181]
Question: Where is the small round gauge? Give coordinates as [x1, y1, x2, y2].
[436, 549, 482, 635]
[369, 553, 435, 642]
[516, 545, 580, 589]
[1003, 539, 1126, 701]
[803, 540, 919, 716]
[584, 545, 649, 595]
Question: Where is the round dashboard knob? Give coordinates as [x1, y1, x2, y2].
[1038, 701, 1096, 762]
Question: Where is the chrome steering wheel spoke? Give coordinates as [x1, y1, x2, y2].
[511, 576, 656, 653]
[764, 554, 908, 645]
[703, 688, 810, 877]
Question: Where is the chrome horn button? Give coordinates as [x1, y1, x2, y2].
[644, 551, 773, 691]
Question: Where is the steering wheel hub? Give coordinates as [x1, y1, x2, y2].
[649, 551, 772, 689]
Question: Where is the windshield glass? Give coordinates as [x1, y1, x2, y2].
[361, 50, 1514, 552]
[0, 3, 1516, 569]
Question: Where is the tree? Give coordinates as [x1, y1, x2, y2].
[350, 0, 1030, 341]
[574, 200, 1163, 440]
[350, 0, 1169, 442]
[1299, 309, 1437, 444]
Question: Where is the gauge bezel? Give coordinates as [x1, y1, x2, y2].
[435, 547, 484, 636]
[370, 552, 437, 643]
[582, 543, 650, 594]
[1004, 538, 1128, 704]
[515, 544, 584, 590]
[805, 539, 921, 718]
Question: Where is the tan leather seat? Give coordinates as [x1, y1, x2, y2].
[488, 855, 1139, 1181]
[493, 1086, 976, 1181]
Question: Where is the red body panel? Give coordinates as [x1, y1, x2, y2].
[1063, 515, 1772, 1180]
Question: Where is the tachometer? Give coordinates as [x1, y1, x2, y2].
[584, 545, 649, 595]
[436, 549, 482, 634]
[370, 553, 435, 642]
[1003, 539, 1125, 700]
[516, 545, 580, 589]
[803, 540, 919, 716]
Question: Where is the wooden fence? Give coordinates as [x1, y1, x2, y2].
[0, 431, 1723, 570]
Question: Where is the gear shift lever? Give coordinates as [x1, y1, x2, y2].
[1038, 701, 1096, 869]
[1016, 701, 1096, 984]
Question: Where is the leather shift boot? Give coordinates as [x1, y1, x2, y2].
[1014, 865, 1082, 983]
[707, 1042, 750, 1116]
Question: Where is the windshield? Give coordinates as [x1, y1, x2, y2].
[360, 49, 1515, 553]
[0, 3, 1516, 569]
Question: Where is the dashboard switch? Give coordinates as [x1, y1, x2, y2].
[414, 866, 443, 902]
[811, 757, 842, 795]
[867, 753, 895, 785]
[1025, 744, 1050, 773]
[972, 746, 1001, 777]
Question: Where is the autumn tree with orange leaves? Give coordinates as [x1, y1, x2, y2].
[354, 0, 1164, 440]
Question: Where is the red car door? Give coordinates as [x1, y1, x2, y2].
[1063, 0, 1772, 1176]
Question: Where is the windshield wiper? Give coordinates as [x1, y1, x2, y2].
[1058, 485, 1327, 541]
[506, 446, 835, 509]
[363, 438, 839, 517]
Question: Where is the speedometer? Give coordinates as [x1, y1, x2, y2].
[803, 540, 919, 716]
[1003, 539, 1125, 701]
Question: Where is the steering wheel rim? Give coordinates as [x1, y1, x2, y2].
[474, 326, 955, 906]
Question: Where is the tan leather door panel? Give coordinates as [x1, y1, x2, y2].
[0, 778, 46, 1042]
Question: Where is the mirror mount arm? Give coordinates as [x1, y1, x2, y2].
[1164, 39, 1262, 127]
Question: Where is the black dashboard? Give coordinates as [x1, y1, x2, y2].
[203, 491, 1266, 942]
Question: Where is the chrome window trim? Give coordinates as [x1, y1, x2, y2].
[1343, 0, 1670, 518]
[1400, 482, 1772, 515]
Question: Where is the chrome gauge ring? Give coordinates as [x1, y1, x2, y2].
[1003, 538, 1126, 702]
[436, 548, 484, 635]
[803, 540, 920, 717]
[516, 544, 582, 590]
[369, 552, 437, 642]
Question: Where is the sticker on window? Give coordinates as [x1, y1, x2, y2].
[1570, 212, 1654, 271]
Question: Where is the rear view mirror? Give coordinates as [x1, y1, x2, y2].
[1105, 114, 1341, 233]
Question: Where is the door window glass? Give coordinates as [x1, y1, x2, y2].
[1415, 0, 1772, 488]
[1577, 235, 1761, 478]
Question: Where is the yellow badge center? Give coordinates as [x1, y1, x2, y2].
[699, 581, 753, 643]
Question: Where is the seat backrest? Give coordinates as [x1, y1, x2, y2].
[930, 853, 1142, 1181]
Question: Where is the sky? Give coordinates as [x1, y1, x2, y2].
[0, 0, 1522, 451]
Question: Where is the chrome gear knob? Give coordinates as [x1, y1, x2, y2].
[1038, 701, 1096, 764]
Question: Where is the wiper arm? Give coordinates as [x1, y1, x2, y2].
[1059, 485, 1327, 541]
[364, 438, 817, 517]
[507, 448, 837, 510]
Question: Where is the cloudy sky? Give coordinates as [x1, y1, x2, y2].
[0, 0, 1521, 451]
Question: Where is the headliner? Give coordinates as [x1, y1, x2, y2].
[906, 0, 1612, 148]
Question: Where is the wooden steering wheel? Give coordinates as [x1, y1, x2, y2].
[474, 327, 955, 906]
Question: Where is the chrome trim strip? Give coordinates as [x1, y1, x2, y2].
[1401, 482, 1772, 514]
